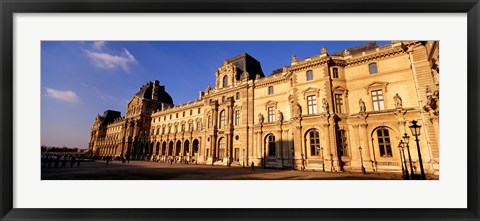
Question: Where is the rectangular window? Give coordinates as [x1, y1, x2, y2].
[190, 110, 192, 115]
[236, 92, 240, 100]
[371, 90, 385, 111]
[197, 122, 202, 131]
[306, 70, 313, 81]
[235, 110, 241, 126]
[268, 106, 275, 122]
[189, 123, 193, 132]
[307, 95, 317, 114]
[198, 108, 201, 114]
[335, 94, 343, 113]
[333, 68, 339, 78]
[369, 63, 378, 74]
[268, 86, 274, 95]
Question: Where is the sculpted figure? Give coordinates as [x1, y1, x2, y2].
[294, 102, 302, 118]
[291, 55, 297, 63]
[277, 110, 284, 123]
[322, 98, 329, 113]
[205, 84, 211, 93]
[258, 113, 264, 124]
[359, 99, 366, 113]
[393, 93, 403, 109]
[321, 47, 328, 54]
[343, 49, 350, 56]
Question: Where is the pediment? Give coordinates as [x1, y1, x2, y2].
[302, 87, 320, 99]
[365, 81, 389, 94]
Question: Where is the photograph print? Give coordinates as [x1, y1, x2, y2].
[41, 41, 439, 180]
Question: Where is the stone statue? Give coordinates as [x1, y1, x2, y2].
[205, 84, 211, 93]
[322, 98, 329, 113]
[393, 93, 403, 109]
[359, 98, 366, 113]
[243, 71, 250, 80]
[294, 102, 302, 118]
[291, 55, 297, 63]
[258, 113, 264, 124]
[321, 47, 328, 54]
[277, 110, 283, 123]
[343, 49, 350, 56]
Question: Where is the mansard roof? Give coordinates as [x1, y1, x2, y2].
[227, 53, 265, 80]
[134, 80, 174, 105]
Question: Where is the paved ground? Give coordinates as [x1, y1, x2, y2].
[41, 160, 436, 180]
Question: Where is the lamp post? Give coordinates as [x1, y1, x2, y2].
[320, 147, 325, 172]
[359, 146, 366, 174]
[397, 140, 410, 180]
[301, 153, 305, 171]
[409, 120, 426, 180]
[402, 133, 415, 179]
[242, 149, 245, 168]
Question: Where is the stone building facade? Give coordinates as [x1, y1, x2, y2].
[88, 41, 439, 175]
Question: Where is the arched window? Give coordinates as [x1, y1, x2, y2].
[266, 134, 276, 156]
[377, 128, 392, 157]
[235, 110, 241, 126]
[268, 86, 274, 95]
[218, 138, 225, 159]
[219, 110, 226, 129]
[308, 129, 320, 156]
[223, 75, 228, 87]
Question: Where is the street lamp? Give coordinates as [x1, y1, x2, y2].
[242, 149, 245, 168]
[301, 153, 305, 171]
[402, 133, 415, 179]
[397, 140, 410, 180]
[358, 146, 366, 174]
[320, 147, 325, 172]
[409, 120, 426, 180]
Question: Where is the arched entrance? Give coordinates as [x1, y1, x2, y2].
[184, 140, 190, 156]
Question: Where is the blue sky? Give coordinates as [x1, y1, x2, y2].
[41, 41, 390, 148]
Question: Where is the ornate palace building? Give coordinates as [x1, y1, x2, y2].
[88, 41, 440, 175]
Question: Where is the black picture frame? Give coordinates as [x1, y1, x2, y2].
[1, 0, 479, 220]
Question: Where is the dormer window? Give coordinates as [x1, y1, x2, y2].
[223, 75, 228, 87]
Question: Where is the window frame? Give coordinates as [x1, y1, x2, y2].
[332, 68, 339, 78]
[268, 106, 275, 122]
[369, 62, 378, 74]
[267, 134, 276, 157]
[309, 129, 321, 156]
[307, 95, 317, 114]
[371, 89, 385, 111]
[219, 110, 226, 129]
[377, 128, 393, 157]
[222, 75, 228, 87]
[268, 86, 274, 95]
[306, 70, 313, 81]
[334, 94, 343, 114]
[235, 110, 241, 126]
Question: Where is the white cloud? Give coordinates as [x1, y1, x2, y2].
[83, 48, 136, 71]
[45, 87, 79, 103]
[92, 41, 106, 51]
